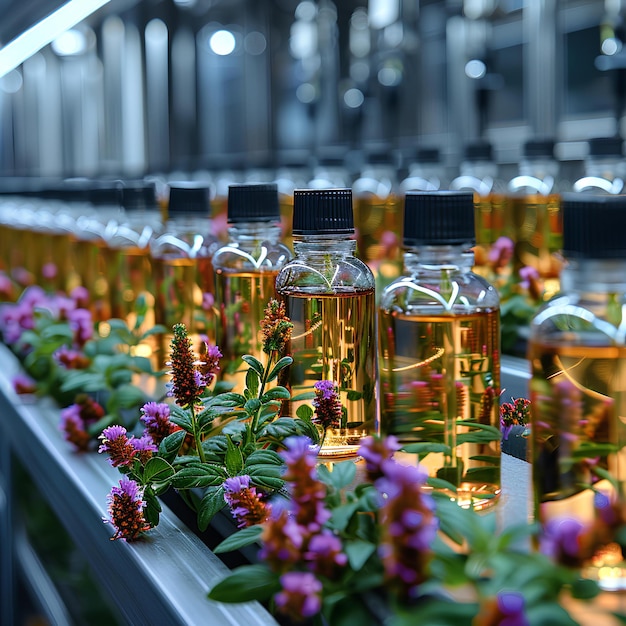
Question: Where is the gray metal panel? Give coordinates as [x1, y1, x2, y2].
[0, 344, 278, 626]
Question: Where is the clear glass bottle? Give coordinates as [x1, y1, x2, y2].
[572, 136, 625, 195]
[379, 191, 501, 510]
[104, 181, 162, 328]
[276, 188, 378, 458]
[352, 145, 402, 291]
[399, 146, 445, 194]
[450, 141, 509, 273]
[529, 194, 626, 589]
[508, 138, 562, 296]
[213, 183, 293, 389]
[150, 182, 219, 367]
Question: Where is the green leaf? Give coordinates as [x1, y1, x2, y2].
[346, 389, 362, 401]
[110, 384, 146, 409]
[291, 391, 316, 402]
[328, 501, 360, 532]
[208, 565, 280, 603]
[267, 356, 293, 382]
[245, 368, 259, 397]
[344, 539, 376, 571]
[245, 449, 284, 466]
[570, 577, 600, 600]
[296, 404, 314, 421]
[323, 459, 357, 490]
[241, 355, 264, 377]
[260, 386, 290, 402]
[143, 457, 175, 484]
[143, 489, 162, 528]
[197, 486, 226, 531]
[169, 405, 194, 431]
[427, 476, 458, 493]
[158, 430, 187, 462]
[208, 392, 246, 407]
[244, 398, 262, 415]
[170, 465, 226, 489]
[214, 525, 264, 554]
[401, 442, 453, 457]
[225, 437, 244, 476]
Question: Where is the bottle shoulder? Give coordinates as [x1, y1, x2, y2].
[212, 240, 292, 270]
[276, 253, 375, 292]
[380, 271, 499, 311]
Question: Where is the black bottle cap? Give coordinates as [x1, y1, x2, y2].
[588, 136, 623, 158]
[120, 181, 157, 211]
[292, 188, 354, 235]
[415, 147, 441, 163]
[523, 139, 555, 159]
[227, 183, 280, 223]
[88, 181, 122, 207]
[167, 182, 211, 216]
[464, 141, 493, 162]
[403, 191, 475, 247]
[561, 193, 626, 259]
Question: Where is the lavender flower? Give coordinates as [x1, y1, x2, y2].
[304, 531, 348, 579]
[358, 435, 401, 481]
[12, 373, 37, 395]
[312, 380, 342, 431]
[274, 572, 322, 622]
[280, 437, 330, 533]
[60, 404, 91, 451]
[131, 435, 158, 464]
[167, 324, 206, 407]
[376, 460, 438, 598]
[474, 591, 530, 626]
[488, 236, 514, 269]
[259, 509, 306, 573]
[259, 299, 293, 356]
[53, 345, 90, 370]
[197, 341, 222, 385]
[140, 401, 180, 445]
[540, 516, 590, 568]
[500, 397, 531, 441]
[223, 475, 269, 529]
[67, 308, 93, 346]
[98, 425, 137, 467]
[106, 477, 150, 541]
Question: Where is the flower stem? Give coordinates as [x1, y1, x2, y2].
[191, 405, 206, 463]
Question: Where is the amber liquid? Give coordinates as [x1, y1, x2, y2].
[153, 256, 215, 367]
[279, 288, 378, 456]
[529, 340, 626, 589]
[379, 310, 501, 509]
[215, 269, 279, 390]
[353, 196, 403, 292]
[508, 193, 562, 280]
[473, 192, 511, 278]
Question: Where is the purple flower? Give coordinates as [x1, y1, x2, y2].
[488, 236, 514, 268]
[70, 286, 90, 309]
[131, 435, 158, 463]
[12, 373, 37, 395]
[358, 435, 401, 480]
[312, 380, 343, 431]
[274, 572, 322, 621]
[67, 308, 93, 345]
[304, 531, 347, 578]
[519, 265, 539, 288]
[42, 263, 57, 280]
[540, 516, 591, 568]
[496, 592, 529, 626]
[106, 477, 150, 541]
[223, 475, 269, 528]
[98, 425, 137, 467]
[60, 404, 91, 450]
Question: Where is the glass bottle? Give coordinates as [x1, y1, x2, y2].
[352, 145, 402, 291]
[508, 138, 562, 296]
[276, 188, 378, 458]
[450, 141, 509, 275]
[399, 146, 445, 194]
[572, 136, 625, 195]
[150, 182, 219, 367]
[529, 194, 626, 590]
[379, 191, 501, 510]
[104, 181, 162, 329]
[212, 183, 293, 390]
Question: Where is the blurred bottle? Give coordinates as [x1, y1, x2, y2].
[572, 136, 625, 195]
[274, 150, 311, 249]
[529, 194, 626, 589]
[379, 191, 501, 509]
[307, 147, 350, 189]
[213, 183, 293, 390]
[352, 145, 402, 291]
[104, 181, 162, 331]
[151, 182, 219, 366]
[399, 146, 446, 193]
[71, 181, 122, 322]
[276, 188, 377, 458]
[450, 141, 509, 273]
[507, 138, 562, 295]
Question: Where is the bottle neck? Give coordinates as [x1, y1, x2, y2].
[293, 234, 357, 257]
[561, 259, 626, 294]
[403, 244, 475, 273]
[228, 221, 281, 244]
